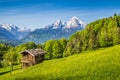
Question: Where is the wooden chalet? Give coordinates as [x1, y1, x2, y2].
[20, 49, 47, 68]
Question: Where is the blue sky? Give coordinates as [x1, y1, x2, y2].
[0, 0, 120, 29]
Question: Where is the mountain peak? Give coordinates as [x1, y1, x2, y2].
[45, 16, 86, 29]
[64, 16, 86, 29]
[52, 20, 63, 29]
[45, 20, 64, 29]
[71, 16, 79, 20]
[0, 24, 19, 31]
[54, 20, 62, 26]
[70, 16, 85, 25]
[0, 24, 32, 39]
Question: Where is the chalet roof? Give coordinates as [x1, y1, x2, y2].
[20, 49, 47, 56]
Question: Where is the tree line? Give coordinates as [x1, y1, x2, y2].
[64, 13, 120, 56]
[44, 14, 120, 57]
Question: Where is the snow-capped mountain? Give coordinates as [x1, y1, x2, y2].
[64, 16, 86, 29]
[45, 20, 64, 29]
[45, 16, 86, 30]
[0, 24, 31, 39]
[52, 20, 63, 29]
[0, 26, 16, 40]
[0, 16, 86, 44]
[1, 24, 19, 31]
[22, 16, 86, 43]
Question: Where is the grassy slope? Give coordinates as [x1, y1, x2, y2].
[0, 45, 120, 80]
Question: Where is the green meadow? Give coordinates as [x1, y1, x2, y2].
[0, 45, 120, 80]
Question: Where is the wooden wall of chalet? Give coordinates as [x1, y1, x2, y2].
[21, 52, 35, 68]
[21, 52, 45, 68]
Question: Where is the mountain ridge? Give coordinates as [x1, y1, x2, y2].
[0, 24, 32, 40]
[45, 16, 86, 29]
[22, 16, 86, 43]
[0, 16, 86, 44]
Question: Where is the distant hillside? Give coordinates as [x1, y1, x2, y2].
[0, 44, 120, 80]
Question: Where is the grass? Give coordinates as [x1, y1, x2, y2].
[0, 45, 120, 80]
[0, 65, 21, 75]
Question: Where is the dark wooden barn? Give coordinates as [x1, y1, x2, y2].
[20, 49, 47, 68]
